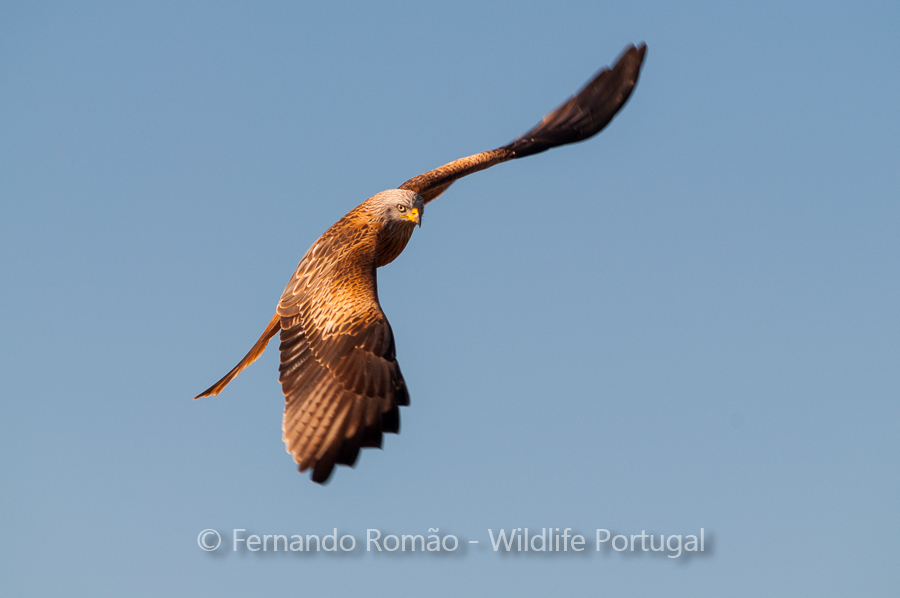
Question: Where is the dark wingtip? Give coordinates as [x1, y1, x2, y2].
[311, 459, 336, 484]
[503, 42, 648, 159]
[381, 404, 401, 435]
[335, 439, 362, 467]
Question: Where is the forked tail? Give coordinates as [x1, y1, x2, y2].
[194, 314, 281, 399]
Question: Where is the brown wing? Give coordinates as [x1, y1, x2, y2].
[399, 43, 647, 203]
[276, 209, 409, 483]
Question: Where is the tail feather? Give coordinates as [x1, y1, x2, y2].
[194, 314, 281, 399]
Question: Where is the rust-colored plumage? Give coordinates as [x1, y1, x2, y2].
[196, 44, 647, 483]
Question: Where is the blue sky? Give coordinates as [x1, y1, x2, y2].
[1, 1, 898, 596]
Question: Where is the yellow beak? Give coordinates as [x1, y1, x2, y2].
[401, 208, 421, 226]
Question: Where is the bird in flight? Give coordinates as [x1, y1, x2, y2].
[196, 43, 647, 483]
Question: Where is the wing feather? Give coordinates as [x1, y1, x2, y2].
[276, 210, 410, 483]
[399, 43, 646, 203]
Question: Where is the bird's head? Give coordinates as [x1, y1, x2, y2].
[370, 189, 424, 227]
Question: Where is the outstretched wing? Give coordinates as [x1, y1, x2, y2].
[399, 43, 647, 203]
[276, 212, 409, 483]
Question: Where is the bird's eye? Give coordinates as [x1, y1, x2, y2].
[397, 204, 406, 212]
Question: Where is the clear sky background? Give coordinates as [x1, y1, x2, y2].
[1, 1, 898, 596]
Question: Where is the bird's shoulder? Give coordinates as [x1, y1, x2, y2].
[277, 202, 382, 318]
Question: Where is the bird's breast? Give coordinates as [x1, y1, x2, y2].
[375, 222, 414, 268]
